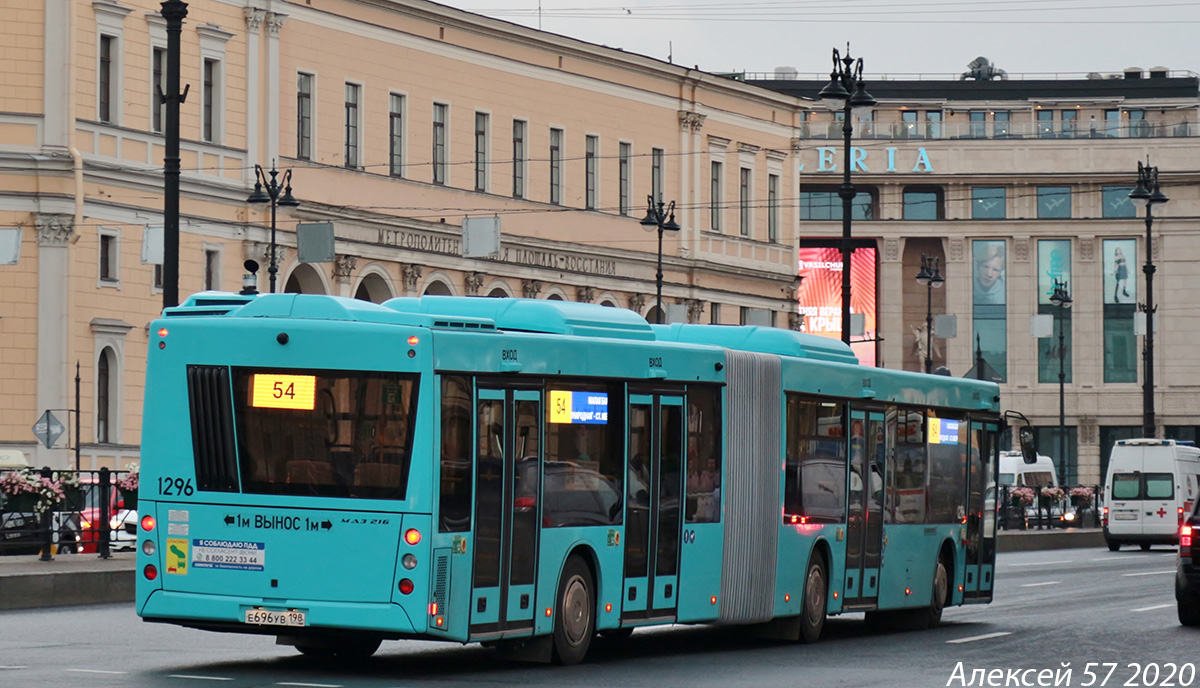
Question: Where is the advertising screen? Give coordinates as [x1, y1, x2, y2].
[797, 244, 878, 366]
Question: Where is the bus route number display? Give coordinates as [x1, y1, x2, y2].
[251, 374, 316, 410]
[549, 391, 608, 424]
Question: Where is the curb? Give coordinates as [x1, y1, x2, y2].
[0, 569, 135, 611]
[997, 528, 1105, 553]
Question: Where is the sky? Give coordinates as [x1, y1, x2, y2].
[453, 0, 1200, 80]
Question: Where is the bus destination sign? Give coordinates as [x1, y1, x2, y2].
[251, 374, 317, 410]
[549, 391, 608, 425]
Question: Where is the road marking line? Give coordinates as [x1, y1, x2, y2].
[168, 675, 235, 681]
[1123, 570, 1175, 577]
[277, 683, 344, 688]
[0, 666, 29, 670]
[67, 669, 129, 674]
[1005, 560, 1072, 567]
[1021, 581, 1061, 587]
[1132, 603, 1174, 612]
[947, 632, 1012, 644]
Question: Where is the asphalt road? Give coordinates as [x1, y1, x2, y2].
[1, 546, 1195, 688]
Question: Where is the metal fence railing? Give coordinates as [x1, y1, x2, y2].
[0, 468, 134, 560]
[998, 483, 1103, 531]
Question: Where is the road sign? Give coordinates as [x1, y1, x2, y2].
[32, 410, 65, 449]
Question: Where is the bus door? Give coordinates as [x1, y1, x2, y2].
[964, 420, 998, 601]
[844, 409, 886, 609]
[622, 393, 685, 622]
[470, 387, 541, 638]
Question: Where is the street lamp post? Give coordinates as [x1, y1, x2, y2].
[1129, 160, 1168, 438]
[639, 195, 681, 324]
[818, 45, 876, 345]
[1050, 278, 1072, 485]
[915, 254, 945, 374]
[246, 163, 300, 293]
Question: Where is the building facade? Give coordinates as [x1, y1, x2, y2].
[748, 66, 1200, 484]
[0, 0, 808, 470]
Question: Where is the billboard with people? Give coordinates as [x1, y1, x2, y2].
[797, 244, 878, 366]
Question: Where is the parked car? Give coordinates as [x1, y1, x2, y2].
[76, 481, 136, 554]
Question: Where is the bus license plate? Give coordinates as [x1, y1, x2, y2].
[1113, 513, 1137, 520]
[244, 609, 306, 627]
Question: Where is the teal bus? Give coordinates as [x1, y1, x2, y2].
[135, 293, 1008, 664]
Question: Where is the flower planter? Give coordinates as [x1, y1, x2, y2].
[3, 493, 39, 513]
[58, 486, 84, 511]
[119, 489, 138, 510]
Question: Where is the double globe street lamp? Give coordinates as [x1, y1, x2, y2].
[1050, 278, 1073, 485]
[915, 254, 945, 374]
[639, 195, 681, 324]
[1128, 160, 1168, 438]
[246, 163, 300, 293]
[817, 45, 876, 346]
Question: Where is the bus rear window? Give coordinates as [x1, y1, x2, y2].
[233, 368, 418, 500]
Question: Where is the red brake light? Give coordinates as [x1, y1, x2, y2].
[407, 335, 419, 345]
[140, 515, 156, 532]
[143, 564, 158, 580]
[1183, 525, 1194, 554]
[398, 578, 414, 595]
[404, 528, 421, 546]
[157, 328, 168, 338]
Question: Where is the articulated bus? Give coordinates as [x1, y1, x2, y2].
[136, 293, 1006, 664]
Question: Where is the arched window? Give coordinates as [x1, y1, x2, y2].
[487, 288, 509, 298]
[97, 347, 114, 443]
[355, 272, 394, 303]
[423, 280, 453, 296]
[283, 264, 328, 295]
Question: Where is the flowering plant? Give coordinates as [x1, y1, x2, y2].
[0, 469, 65, 512]
[58, 471, 81, 491]
[1040, 486, 1065, 503]
[1011, 486, 1036, 507]
[117, 469, 139, 493]
[1069, 486, 1093, 505]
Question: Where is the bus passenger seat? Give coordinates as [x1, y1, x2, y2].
[355, 462, 404, 488]
[286, 460, 335, 485]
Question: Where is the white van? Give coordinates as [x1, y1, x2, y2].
[1104, 439, 1200, 551]
[999, 450, 1059, 490]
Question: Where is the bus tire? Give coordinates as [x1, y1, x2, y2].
[924, 556, 950, 629]
[552, 555, 594, 665]
[799, 553, 827, 644]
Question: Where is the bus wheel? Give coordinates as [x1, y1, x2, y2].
[552, 556, 594, 665]
[924, 556, 950, 629]
[799, 554, 827, 644]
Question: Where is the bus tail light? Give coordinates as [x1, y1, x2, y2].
[141, 515, 156, 532]
[428, 603, 438, 616]
[404, 529, 421, 546]
[398, 579, 414, 595]
[144, 564, 158, 580]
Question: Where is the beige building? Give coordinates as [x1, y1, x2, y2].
[1, 0, 1197, 485]
[0, 0, 806, 470]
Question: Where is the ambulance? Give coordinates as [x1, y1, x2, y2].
[1104, 439, 1200, 551]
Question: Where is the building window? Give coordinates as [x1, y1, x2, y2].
[902, 186, 943, 220]
[475, 112, 489, 193]
[153, 264, 163, 290]
[1034, 426, 1078, 485]
[1037, 186, 1072, 219]
[925, 111, 943, 139]
[512, 120, 526, 198]
[1037, 239, 1072, 384]
[652, 148, 664, 202]
[204, 248, 220, 291]
[389, 94, 405, 177]
[1103, 238, 1138, 382]
[1128, 109, 1148, 138]
[709, 161, 722, 232]
[297, 73, 313, 160]
[739, 167, 751, 237]
[1037, 110, 1055, 138]
[432, 103, 448, 185]
[98, 35, 115, 123]
[619, 142, 631, 216]
[709, 303, 721, 325]
[1102, 186, 1135, 219]
[799, 186, 875, 220]
[901, 110, 918, 138]
[344, 83, 360, 169]
[97, 348, 114, 443]
[972, 240, 1008, 382]
[993, 111, 1011, 137]
[969, 111, 986, 138]
[152, 47, 166, 133]
[767, 174, 779, 243]
[99, 232, 118, 282]
[202, 58, 219, 142]
[971, 187, 1006, 219]
[1104, 109, 1120, 137]
[1062, 109, 1077, 137]
[549, 127, 563, 204]
[585, 135, 598, 210]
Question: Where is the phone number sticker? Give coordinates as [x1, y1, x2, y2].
[192, 539, 266, 571]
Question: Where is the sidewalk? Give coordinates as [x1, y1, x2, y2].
[0, 551, 135, 611]
[0, 529, 1107, 611]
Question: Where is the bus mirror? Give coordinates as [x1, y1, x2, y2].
[1019, 427, 1037, 465]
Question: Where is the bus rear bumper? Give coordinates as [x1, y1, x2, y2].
[140, 590, 419, 637]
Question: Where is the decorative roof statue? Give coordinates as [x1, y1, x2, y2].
[961, 57, 1008, 81]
